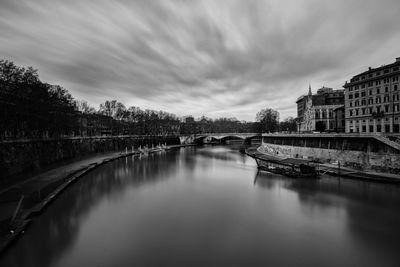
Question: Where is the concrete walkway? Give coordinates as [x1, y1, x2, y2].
[0, 144, 192, 253]
[0, 150, 139, 253]
[0, 152, 124, 219]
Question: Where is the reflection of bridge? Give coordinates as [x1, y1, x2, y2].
[179, 133, 261, 144]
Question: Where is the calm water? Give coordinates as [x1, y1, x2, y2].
[1, 146, 400, 267]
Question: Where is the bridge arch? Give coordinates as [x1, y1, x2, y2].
[219, 135, 245, 144]
[192, 135, 209, 144]
[180, 133, 260, 144]
[243, 135, 262, 141]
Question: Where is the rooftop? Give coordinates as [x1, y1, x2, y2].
[344, 57, 400, 86]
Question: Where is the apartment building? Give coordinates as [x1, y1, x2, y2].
[343, 57, 400, 133]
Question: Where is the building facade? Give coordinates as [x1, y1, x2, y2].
[343, 57, 400, 133]
[296, 86, 345, 132]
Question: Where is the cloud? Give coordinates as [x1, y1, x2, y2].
[1, 0, 399, 120]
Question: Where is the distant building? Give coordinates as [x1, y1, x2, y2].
[296, 85, 345, 132]
[343, 57, 400, 133]
[185, 116, 195, 123]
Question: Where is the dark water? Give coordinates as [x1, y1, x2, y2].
[1, 146, 400, 267]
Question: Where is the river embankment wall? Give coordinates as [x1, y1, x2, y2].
[0, 135, 180, 184]
[259, 142, 400, 173]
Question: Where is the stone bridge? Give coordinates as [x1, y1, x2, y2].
[179, 133, 261, 144]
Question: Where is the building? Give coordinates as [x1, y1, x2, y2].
[343, 57, 400, 133]
[184, 116, 195, 123]
[296, 85, 345, 132]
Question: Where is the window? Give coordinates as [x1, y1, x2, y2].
[393, 94, 399, 101]
[361, 84, 366, 88]
[385, 105, 390, 112]
[393, 67, 399, 71]
[377, 106, 381, 113]
[394, 124, 400, 133]
[361, 91, 366, 97]
[376, 80, 381, 85]
[393, 76, 399, 82]
[376, 97, 381, 103]
[384, 69, 390, 74]
[369, 107, 373, 114]
[367, 82, 373, 87]
[385, 87, 389, 93]
[355, 92, 359, 98]
[349, 94, 353, 99]
[349, 101, 353, 107]
[361, 99, 366, 105]
[395, 85, 398, 91]
[349, 110, 353, 116]
[368, 98, 373, 104]
[362, 108, 366, 115]
[383, 95, 388, 102]
[369, 90, 372, 95]
[376, 88, 380, 94]
[355, 109, 359, 116]
[376, 71, 381, 76]
[384, 78, 390, 84]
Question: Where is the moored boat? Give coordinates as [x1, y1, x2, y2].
[245, 149, 320, 179]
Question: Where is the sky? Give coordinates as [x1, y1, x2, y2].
[1, 0, 400, 121]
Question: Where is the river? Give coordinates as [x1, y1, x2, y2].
[1, 146, 400, 267]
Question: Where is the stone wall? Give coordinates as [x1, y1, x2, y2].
[259, 142, 400, 172]
[0, 135, 180, 185]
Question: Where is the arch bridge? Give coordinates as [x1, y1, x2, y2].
[179, 133, 261, 144]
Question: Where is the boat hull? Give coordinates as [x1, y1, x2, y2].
[247, 150, 320, 179]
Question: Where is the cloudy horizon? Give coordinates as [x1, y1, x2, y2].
[1, 0, 399, 121]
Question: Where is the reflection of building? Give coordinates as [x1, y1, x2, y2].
[343, 57, 400, 133]
[296, 85, 345, 132]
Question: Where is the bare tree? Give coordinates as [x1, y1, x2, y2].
[75, 100, 96, 114]
[256, 108, 280, 133]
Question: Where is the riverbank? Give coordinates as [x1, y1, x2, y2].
[0, 135, 181, 186]
[246, 147, 400, 184]
[0, 144, 192, 254]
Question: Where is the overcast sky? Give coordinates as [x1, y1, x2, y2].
[1, 0, 399, 121]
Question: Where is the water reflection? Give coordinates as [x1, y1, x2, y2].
[254, 171, 400, 267]
[1, 146, 400, 267]
[0, 149, 184, 267]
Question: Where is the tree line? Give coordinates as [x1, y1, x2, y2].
[0, 60, 297, 140]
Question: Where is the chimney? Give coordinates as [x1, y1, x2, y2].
[396, 57, 400, 62]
